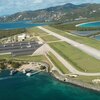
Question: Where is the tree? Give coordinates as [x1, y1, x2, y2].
[0, 63, 6, 69]
[11, 62, 21, 68]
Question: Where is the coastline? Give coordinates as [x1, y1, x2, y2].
[51, 71, 100, 92]
[76, 21, 100, 27]
[0, 66, 100, 93]
[44, 51, 100, 92]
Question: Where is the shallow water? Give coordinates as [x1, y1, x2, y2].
[77, 21, 100, 28]
[0, 71, 100, 100]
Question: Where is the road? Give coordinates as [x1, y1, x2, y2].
[38, 26, 100, 60]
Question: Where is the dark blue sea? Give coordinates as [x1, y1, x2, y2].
[0, 70, 100, 100]
[0, 21, 45, 30]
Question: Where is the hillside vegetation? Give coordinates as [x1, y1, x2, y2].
[0, 29, 26, 39]
[0, 3, 100, 23]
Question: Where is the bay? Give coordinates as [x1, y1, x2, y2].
[0, 21, 45, 30]
[0, 71, 100, 100]
[77, 21, 100, 28]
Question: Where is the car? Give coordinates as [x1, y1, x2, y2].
[3, 45, 7, 47]
[12, 44, 14, 46]
[27, 45, 31, 48]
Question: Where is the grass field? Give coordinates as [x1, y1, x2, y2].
[75, 76, 100, 83]
[49, 42, 100, 73]
[44, 26, 100, 50]
[27, 27, 60, 42]
[47, 52, 69, 74]
[0, 29, 25, 39]
[41, 35, 59, 42]
[27, 27, 48, 37]
[0, 54, 48, 62]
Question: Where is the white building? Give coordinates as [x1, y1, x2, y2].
[18, 33, 30, 41]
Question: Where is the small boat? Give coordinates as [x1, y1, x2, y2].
[26, 73, 32, 77]
[26, 71, 41, 77]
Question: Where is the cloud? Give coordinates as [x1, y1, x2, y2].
[33, 0, 43, 3]
[0, 0, 100, 16]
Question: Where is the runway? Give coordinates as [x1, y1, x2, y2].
[38, 26, 100, 60]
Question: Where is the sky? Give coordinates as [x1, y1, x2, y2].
[0, 0, 100, 16]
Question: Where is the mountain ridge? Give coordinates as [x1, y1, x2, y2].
[0, 3, 100, 23]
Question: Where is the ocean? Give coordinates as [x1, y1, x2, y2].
[77, 21, 100, 28]
[0, 70, 100, 100]
[0, 21, 45, 30]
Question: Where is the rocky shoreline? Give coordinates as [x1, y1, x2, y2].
[0, 61, 50, 76]
[1, 60, 100, 92]
[51, 71, 100, 92]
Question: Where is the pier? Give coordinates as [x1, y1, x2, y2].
[26, 70, 42, 77]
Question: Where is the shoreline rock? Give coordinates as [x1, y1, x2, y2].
[51, 71, 100, 92]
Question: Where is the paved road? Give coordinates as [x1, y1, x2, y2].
[0, 41, 42, 56]
[45, 43, 100, 76]
[38, 26, 100, 60]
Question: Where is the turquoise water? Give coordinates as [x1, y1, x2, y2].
[0, 70, 100, 100]
[0, 21, 45, 30]
[77, 21, 100, 28]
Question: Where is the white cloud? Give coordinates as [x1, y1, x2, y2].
[0, 0, 100, 16]
[33, 0, 43, 4]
